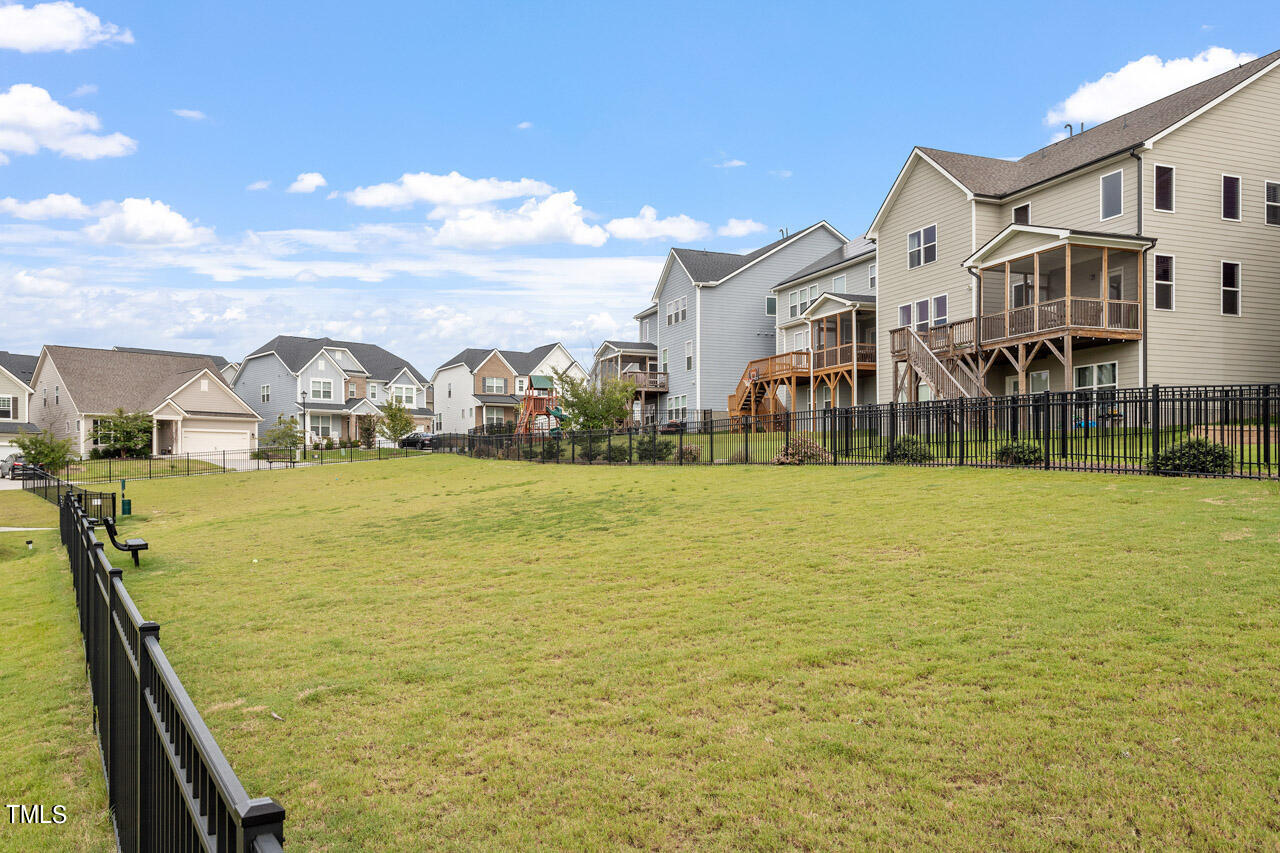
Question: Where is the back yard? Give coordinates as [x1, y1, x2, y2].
[4, 456, 1279, 849]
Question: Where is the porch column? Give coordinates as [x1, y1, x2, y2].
[852, 308, 859, 407]
[152, 420, 158, 455]
[1064, 243, 1073, 326]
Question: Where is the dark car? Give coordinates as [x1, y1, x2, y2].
[657, 420, 686, 435]
[398, 432, 433, 450]
[1, 454, 44, 479]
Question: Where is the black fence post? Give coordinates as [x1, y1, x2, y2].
[888, 401, 897, 449]
[1041, 390, 1051, 470]
[678, 428, 684, 465]
[628, 429, 633, 465]
[1151, 384, 1162, 465]
[136, 621, 159, 844]
[1264, 385, 1273, 476]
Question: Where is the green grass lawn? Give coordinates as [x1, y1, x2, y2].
[64, 455, 224, 483]
[76, 455, 1280, 849]
[0, 490, 61, 528]
[0, 510, 114, 851]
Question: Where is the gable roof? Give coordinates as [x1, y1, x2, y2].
[435, 342, 568, 377]
[921, 49, 1280, 199]
[41, 346, 232, 415]
[667, 222, 844, 284]
[0, 351, 38, 388]
[114, 346, 229, 367]
[774, 237, 876, 290]
[245, 335, 427, 383]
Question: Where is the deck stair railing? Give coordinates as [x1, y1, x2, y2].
[901, 327, 985, 399]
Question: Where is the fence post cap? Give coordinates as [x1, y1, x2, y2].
[239, 796, 286, 825]
[138, 620, 160, 637]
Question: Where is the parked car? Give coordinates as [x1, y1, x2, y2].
[1, 454, 44, 479]
[658, 420, 686, 435]
[398, 432, 433, 450]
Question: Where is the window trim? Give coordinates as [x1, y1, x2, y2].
[1221, 174, 1243, 222]
[1073, 361, 1119, 392]
[764, 295, 776, 317]
[684, 340, 693, 371]
[932, 293, 949, 327]
[482, 376, 507, 394]
[1221, 260, 1242, 316]
[0, 395, 14, 420]
[1264, 179, 1280, 228]
[898, 303, 912, 329]
[1099, 169, 1124, 221]
[907, 224, 938, 269]
[1152, 163, 1175, 213]
[832, 273, 846, 292]
[868, 262, 877, 289]
[260, 384, 271, 403]
[1012, 203, 1030, 225]
[1153, 253, 1175, 312]
[310, 378, 333, 400]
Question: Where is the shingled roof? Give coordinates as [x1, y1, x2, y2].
[41, 346, 228, 414]
[246, 335, 428, 383]
[918, 48, 1280, 198]
[670, 224, 826, 282]
[775, 237, 876, 290]
[434, 342, 567, 377]
[114, 346, 229, 367]
[0, 351, 38, 387]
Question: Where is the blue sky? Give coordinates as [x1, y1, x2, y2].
[1, 0, 1276, 372]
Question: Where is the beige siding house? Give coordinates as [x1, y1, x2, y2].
[869, 48, 1280, 401]
[0, 351, 37, 457]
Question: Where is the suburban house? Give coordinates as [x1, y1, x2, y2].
[232, 336, 434, 444]
[609, 222, 849, 424]
[29, 346, 261, 456]
[590, 332, 664, 426]
[432, 343, 586, 433]
[869, 48, 1280, 402]
[729, 238, 879, 417]
[0, 351, 37, 457]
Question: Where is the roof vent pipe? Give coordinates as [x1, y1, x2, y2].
[1063, 123, 1074, 137]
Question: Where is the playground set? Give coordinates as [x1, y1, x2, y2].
[514, 375, 566, 435]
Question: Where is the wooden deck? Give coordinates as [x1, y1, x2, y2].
[729, 345, 875, 415]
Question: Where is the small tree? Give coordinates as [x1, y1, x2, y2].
[378, 398, 416, 442]
[357, 414, 380, 449]
[91, 408, 154, 458]
[13, 429, 74, 474]
[552, 369, 633, 430]
[263, 415, 302, 450]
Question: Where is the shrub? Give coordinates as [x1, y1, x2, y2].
[772, 436, 832, 465]
[996, 440, 1041, 466]
[728, 448, 751, 464]
[634, 434, 674, 462]
[471, 443, 495, 459]
[884, 436, 933, 464]
[676, 445, 701, 463]
[574, 436, 604, 462]
[605, 443, 630, 463]
[539, 440, 561, 461]
[1149, 438, 1234, 476]
[88, 446, 107, 460]
[324, 437, 336, 450]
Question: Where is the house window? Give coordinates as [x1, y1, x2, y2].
[1154, 165, 1174, 212]
[1100, 170, 1123, 220]
[54, 385, 59, 404]
[788, 290, 800, 318]
[680, 296, 687, 321]
[819, 385, 832, 409]
[1013, 204, 1030, 224]
[907, 225, 937, 269]
[1222, 175, 1242, 220]
[318, 358, 326, 371]
[1154, 255, 1174, 311]
[260, 384, 271, 403]
[516, 377, 526, 394]
[482, 377, 507, 394]
[393, 385, 415, 405]
[898, 303, 911, 328]
[668, 395, 687, 421]
[685, 340, 693, 371]
[642, 318, 650, 339]
[312, 414, 333, 437]
[765, 296, 776, 316]
[1265, 181, 1280, 226]
[932, 294, 948, 327]
[199, 378, 209, 392]
[311, 379, 333, 400]
[868, 263, 877, 289]
[1107, 266, 1124, 300]
[914, 298, 930, 333]
[832, 273, 846, 292]
[446, 383, 451, 399]
[484, 408, 506, 426]
[660, 348, 668, 372]
[1222, 261, 1241, 315]
[1074, 362, 1118, 392]
[0, 396, 13, 419]
[369, 384, 377, 400]
[43, 386, 47, 406]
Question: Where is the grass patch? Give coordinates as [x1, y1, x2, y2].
[88, 456, 1280, 848]
[0, 531, 113, 851]
[0, 491, 60, 528]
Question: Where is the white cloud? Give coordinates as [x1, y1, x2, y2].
[769, 169, 792, 179]
[431, 191, 607, 248]
[172, 108, 206, 121]
[0, 1, 132, 52]
[246, 180, 270, 191]
[70, 83, 97, 97]
[6, 267, 72, 295]
[287, 172, 327, 193]
[714, 159, 746, 168]
[717, 218, 766, 238]
[604, 205, 710, 242]
[85, 197, 213, 245]
[516, 121, 533, 130]
[346, 170, 555, 209]
[0, 192, 106, 219]
[1046, 47, 1258, 130]
[0, 83, 136, 164]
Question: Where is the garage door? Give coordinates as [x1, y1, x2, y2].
[182, 430, 252, 454]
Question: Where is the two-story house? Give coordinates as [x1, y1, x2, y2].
[610, 222, 849, 424]
[432, 343, 586, 433]
[870, 48, 1280, 402]
[728, 238, 879, 417]
[0, 351, 37, 457]
[233, 336, 433, 443]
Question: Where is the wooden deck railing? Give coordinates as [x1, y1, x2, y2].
[619, 370, 667, 392]
[811, 343, 876, 370]
[982, 297, 1140, 342]
[890, 317, 977, 358]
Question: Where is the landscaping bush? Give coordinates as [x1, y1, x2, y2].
[676, 445, 701, 463]
[772, 436, 832, 465]
[605, 443, 630, 463]
[574, 437, 604, 462]
[996, 440, 1041, 466]
[884, 436, 933, 464]
[634, 434, 674, 462]
[471, 443, 495, 459]
[88, 446, 108, 460]
[538, 440, 561, 461]
[324, 437, 336, 450]
[728, 448, 751, 464]
[1149, 438, 1234, 476]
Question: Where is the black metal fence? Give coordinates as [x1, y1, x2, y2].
[23, 471, 118, 517]
[59, 494, 286, 851]
[448, 384, 1279, 479]
[57, 444, 428, 486]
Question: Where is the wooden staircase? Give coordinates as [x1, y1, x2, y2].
[900, 327, 989, 399]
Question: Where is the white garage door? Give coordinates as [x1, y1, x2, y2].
[182, 430, 252, 454]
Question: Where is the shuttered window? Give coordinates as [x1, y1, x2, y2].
[1222, 175, 1242, 220]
